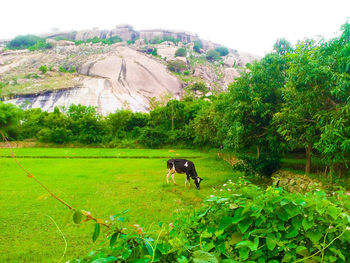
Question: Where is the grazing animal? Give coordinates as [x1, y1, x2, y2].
[166, 159, 203, 189]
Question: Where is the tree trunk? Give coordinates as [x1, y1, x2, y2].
[257, 145, 261, 158]
[305, 143, 312, 174]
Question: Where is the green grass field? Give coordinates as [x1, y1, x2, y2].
[0, 148, 235, 262]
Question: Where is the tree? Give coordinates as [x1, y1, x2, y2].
[206, 50, 221, 62]
[0, 102, 22, 139]
[215, 46, 229, 56]
[175, 47, 187, 57]
[313, 22, 350, 173]
[167, 59, 188, 73]
[221, 53, 287, 156]
[193, 40, 202, 53]
[6, 35, 41, 49]
[273, 38, 293, 56]
[67, 104, 108, 144]
[273, 34, 350, 173]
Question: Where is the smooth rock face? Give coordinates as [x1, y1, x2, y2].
[4, 45, 183, 114]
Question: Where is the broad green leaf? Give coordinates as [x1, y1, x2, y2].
[306, 230, 323, 244]
[73, 210, 83, 224]
[193, 250, 218, 263]
[110, 232, 118, 247]
[285, 226, 299, 238]
[284, 204, 300, 218]
[327, 206, 340, 220]
[232, 208, 246, 224]
[329, 247, 345, 261]
[92, 223, 100, 242]
[219, 216, 233, 230]
[296, 246, 309, 257]
[238, 247, 249, 261]
[236, 239, 258, 251]
[238, 217, 253, 233]
[177, 256, 189, 263]
[201, 230, 213, 238]
[228, 232, 242, 246]
[277, 208, 289, 221]
[266, 236, 276, 251]
[302, 218, 314, 231]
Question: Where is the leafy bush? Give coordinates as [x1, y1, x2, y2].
[38, 65, 47, 74]
[68, 66, 76, 73]
[138, 127, 167, 148]
[58, 66, 67, 73]
[27, 40, 52, 51]
[151, 48, 158, 56]
[233, 153, 281, 177]
[215, 46, 229, 56]
[167, 59, 188, 73]
[6, 35, 41, 49]
[186, 82, 208, 93]
[108, 35, 123, 44]
[193, 40, 203, 53]
[206, 50, 221, 62]
[71, 178, 350, 262]
[175, 47, 187, 57]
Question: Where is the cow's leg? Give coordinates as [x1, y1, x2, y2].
[166, 169, 171, 184]
[186, 174, 191, 187]
[171, 172, 177, 185]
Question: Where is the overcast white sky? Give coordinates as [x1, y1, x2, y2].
[1, 0, 349, 55]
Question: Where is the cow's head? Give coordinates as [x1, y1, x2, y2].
[195, 177, 203, 189]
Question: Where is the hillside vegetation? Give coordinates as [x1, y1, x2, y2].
[0, 22, 349, 262]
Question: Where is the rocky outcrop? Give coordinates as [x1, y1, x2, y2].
[3, 45, 183, 114]
[139, 29, 199, 43]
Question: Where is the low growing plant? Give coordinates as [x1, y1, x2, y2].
[71, 177, 350, 262]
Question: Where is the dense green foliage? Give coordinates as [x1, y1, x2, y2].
[74, 35, 122, 46]
[72, 178, 350, 262]
[167, 59, 188, 73]
[175, 47, 187, 57]
[215, 46, 229, 56]
[206, 49, 221, 62]
[6, 34, 52, 51]
[38, 65, 47, 74]
[193, 40, 203, 53]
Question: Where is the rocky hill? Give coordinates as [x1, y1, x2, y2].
[0, 24, 260, 114]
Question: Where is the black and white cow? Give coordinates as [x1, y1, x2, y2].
[166, 159, 203, 189]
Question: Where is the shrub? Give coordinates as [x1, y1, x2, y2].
[206, 49, 221, 62]
[27, 40, 52, 51]
[193, 40, 203, 53]
[39, 65, 47, 74]
[58, 66, 67, 73]
[233, 153, 281, 177]
[108, 35, 122, 44]
[68, 66, 76, 73]
[72, 178, 350, 262]
[215, 46, 229, 56]
[167, 59, 188, 73]
[186, 82, 208, 93]
[175, 47, 187, 57]
[138, 127, 167, 148]
[6, 35, 41, 49]
[151, 48, 157, 56]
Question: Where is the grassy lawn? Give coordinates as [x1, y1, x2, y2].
[0, 148, 235, 262]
